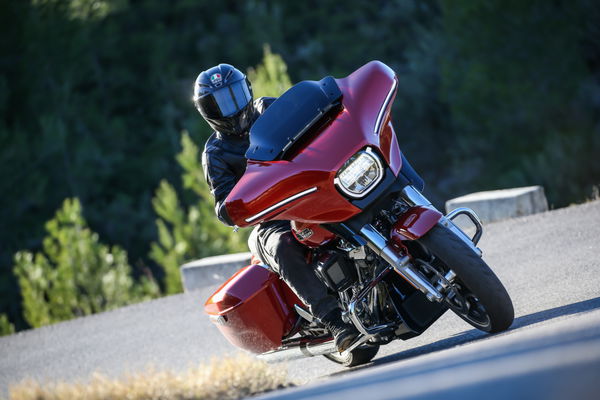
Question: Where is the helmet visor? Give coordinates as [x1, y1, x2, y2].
[198, 80, 252, 119]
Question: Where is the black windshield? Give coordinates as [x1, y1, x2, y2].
[246, 76, 342, 161]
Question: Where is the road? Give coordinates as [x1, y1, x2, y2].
[1, 200, 599, 397]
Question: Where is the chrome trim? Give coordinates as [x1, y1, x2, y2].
[401, 185, 432, 207]
[294, 304, 314, 323]
[440, 216, 483, 257]
[257, 339, 338, 361]
[348, 246, 367, 260]
[347, 265, 395, 335]
[343, 333, 375, 354]
[244, 187, 318, 223]
[446, 207, 483, 245]
[374, 77, 398, 135]
[359, 224, 444, 302]
[334, 147, 384, 199]
[435, 269, 457, 293]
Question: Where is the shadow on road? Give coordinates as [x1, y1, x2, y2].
[329, 296, 600, 377]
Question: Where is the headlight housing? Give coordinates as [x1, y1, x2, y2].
[334, 148, 384, 198]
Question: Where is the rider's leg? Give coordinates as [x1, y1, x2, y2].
[249, 221, 359, 351]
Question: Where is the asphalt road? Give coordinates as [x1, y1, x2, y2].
[256, 308, 600, 400]
[1, 200, 600, 397]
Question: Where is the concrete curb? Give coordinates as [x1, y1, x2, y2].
[446, 185, 548, 223]
[180, 252, 251, 292]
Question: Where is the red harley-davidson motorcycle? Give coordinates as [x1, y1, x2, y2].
[204, 61, 514, 367]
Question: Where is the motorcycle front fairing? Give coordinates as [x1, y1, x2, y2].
[225, 61, 409, 230]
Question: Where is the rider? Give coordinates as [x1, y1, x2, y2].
[194, 63, 359, 352]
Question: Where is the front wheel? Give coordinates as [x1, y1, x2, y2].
[418, 223, 514, 333]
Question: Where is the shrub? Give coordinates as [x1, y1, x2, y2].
[247, 45, 293, 98]
[13, 198, 159, 328]
[0, 313, 14, 336]
[150, 132, 249, 294]
[9, 354, 290, 400]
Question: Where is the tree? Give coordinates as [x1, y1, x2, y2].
[151, 47, 293, 294]
[248, 45, 293, 98]
[150, 132, 249, 294]
[439, 0, 600, 203]
[13, 198, 159, 328]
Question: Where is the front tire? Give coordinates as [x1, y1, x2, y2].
[418, 223, 514, 333]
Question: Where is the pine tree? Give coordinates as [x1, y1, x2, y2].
[13, 198, 159, 328]
[150, 47, 294, 294]
[247, 45, 293, 98]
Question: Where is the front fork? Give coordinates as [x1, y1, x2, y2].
[357, 186, 484, 303]
[359, 224, 444, 302]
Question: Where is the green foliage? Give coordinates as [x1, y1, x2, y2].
[438, 0, 600, 203]
[0, 313, 15, 336]
[13, 198, 159, 328]
[151, 49, 293, 294]
[150, 132, 249, 294]
[32, 0, 126, 20]
[248, 45, 293, 98]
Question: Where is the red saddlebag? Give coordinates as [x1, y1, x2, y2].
[204, 264, 299, 353]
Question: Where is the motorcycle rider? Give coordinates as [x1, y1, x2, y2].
[194, 63, 359, 352]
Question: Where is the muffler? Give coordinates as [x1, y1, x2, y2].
[257, 339, 338, 362]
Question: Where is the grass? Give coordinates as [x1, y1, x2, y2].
[8, 354, 291, 400]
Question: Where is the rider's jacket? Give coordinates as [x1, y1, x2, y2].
[202, 97, 276, 226]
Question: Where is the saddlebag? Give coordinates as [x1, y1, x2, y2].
[204, 264, 300, 353]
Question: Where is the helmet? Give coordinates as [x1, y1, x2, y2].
[193, 64, 254, 136]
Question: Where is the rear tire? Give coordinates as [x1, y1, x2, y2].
[323, 344, 380, 367]
[418, 223, 514, 333]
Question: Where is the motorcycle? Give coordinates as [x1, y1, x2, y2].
[204, 61, 514, 367]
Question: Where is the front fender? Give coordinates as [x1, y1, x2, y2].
[390, 206, 442, 242]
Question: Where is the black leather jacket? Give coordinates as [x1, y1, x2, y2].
[202, 97, 276, 226]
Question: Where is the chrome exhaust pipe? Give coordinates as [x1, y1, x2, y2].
[257, 340, 338, 362]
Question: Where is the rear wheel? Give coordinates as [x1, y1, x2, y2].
[323, 344, 380, 367]
[418, 223, 514, 333]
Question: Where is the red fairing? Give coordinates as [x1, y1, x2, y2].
[291, 221, 336, 247]
[204, 265, 300, 353]
[225, 61, 402, 229]
[390, 206, 443, 243]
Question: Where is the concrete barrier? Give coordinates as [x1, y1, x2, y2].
[445, 185, 548, 223]
[180, 252, 251, 293]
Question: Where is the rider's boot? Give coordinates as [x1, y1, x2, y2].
[321, 309, 360, 352]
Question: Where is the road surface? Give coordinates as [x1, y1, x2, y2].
[1, 200, 599, 397]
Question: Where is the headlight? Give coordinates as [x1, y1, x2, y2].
[334, 148, 384, 198]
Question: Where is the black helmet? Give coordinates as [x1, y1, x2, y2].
[193, 64, 254, 136]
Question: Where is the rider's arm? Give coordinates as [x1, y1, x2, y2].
[202, 149, 236, 226]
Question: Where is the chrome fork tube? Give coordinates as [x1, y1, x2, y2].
[401, 185, 433, 207]
[359, 224, 443, 302]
